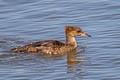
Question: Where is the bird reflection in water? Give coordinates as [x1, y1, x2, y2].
[67, 47, 88, 79]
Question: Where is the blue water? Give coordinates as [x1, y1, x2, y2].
[0, 0, 120, 80]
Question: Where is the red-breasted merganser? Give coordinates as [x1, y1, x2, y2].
[11, 26, 91, 55]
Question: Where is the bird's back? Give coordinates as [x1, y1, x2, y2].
[11, 40, 67, 54]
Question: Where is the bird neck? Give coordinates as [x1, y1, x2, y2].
[66, 35, 77, 47]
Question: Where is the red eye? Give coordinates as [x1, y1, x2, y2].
[77, 31, 81, 33]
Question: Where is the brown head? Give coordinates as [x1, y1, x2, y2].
[65, 26, 91, 37]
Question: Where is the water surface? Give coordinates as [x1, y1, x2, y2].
[0, 0, 120, 80]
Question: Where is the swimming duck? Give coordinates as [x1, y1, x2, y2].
[11, 26, 91, 55]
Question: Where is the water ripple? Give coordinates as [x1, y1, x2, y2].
[0, 0, 120, 80]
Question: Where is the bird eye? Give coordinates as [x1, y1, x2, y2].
[77, 31, 81, 33]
